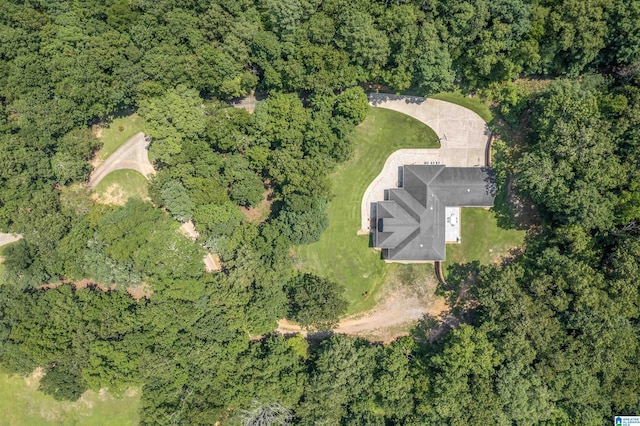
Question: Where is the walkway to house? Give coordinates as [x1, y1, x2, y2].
[88, 132, 155, 189]
[360, 94, 491, 233]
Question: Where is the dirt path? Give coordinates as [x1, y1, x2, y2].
[278, 270, 448, 342]
[203, 253, 222, 272]
[89, 132, 155, 189]
[229, 92, 270, 113]
[179, 221, 200, 240]
[39, 279, 152, 301]
[229, 95, 259, 113]
[178, 221, 222, 272]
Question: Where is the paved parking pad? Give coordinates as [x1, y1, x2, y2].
[360, 94, 491, 233]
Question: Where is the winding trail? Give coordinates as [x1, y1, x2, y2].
[89, 132, 155, 189]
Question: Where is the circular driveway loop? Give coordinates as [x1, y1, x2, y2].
[360, 94, 492, 233]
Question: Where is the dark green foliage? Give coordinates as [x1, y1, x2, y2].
[2, 0, 640, 424]
[275, 196, 328, 245]
[83, 237, 143, 290]
[39, 362, 86, 401]
[193, 201, 243, 239]
[426, 324, 503, 423]
[333, 86, 370, 126]
[138, 85, 206, 166]
[603, 0, 640, 70]
[206, 106, 255, 154]
[253, 93, 310, 151]
[336, 10, 389, 74]
[296, 335, 381, 423]
[516, 79, 624, 230]
[52, 128, 99, 185]
[0, 285, 144, 397]
[413, 23, 455, 94]
[286, 273, 347, 331]
[96, 199, 165, 264]
[229, 170, 265, 207]
[160, 179, 194, 222]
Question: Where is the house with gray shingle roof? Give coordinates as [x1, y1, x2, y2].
[374, 165, 495, 262]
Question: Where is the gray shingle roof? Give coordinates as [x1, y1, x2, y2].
[374, 165, 495, 261]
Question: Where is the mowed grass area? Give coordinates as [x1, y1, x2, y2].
[97, 113, 146, 161]
[431, 91, 493, 123]
[0, 370, 140, 426]
[444, 208, 525, 277]
[93, 169, 149, 205]
[295, 108, 440, 314]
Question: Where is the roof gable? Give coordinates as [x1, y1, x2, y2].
[374, 165, 495, 261]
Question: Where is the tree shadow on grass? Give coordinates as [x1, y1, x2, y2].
[410, 313, 461, 346]
[439, 261, 480, 310]
[366, 92, 426, 106]
[88, 108, 137, 127]
[410, 261, 482, 345]
[491, 174, 541, 231]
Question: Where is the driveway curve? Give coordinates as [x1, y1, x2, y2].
[360, 94, 491, 232]
[89, 132, 155, 189]
[0, 233, 21, 249]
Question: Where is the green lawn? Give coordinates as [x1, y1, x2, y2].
[0, 369, 140, 425]
[97, 113, 146, 162]
[295, 107, 440, 314]
[93, 170, 149, 205]
[444, 208, 525, 277]
[431, 91, 493, 123]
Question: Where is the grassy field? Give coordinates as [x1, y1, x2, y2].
[0, 369, 140, 425]
[431, 91, 493, 123]
[295, 108, 440, 314]
[444, 208, 525, 277]
[97, 113, 146, 162]
[93, 169, 149, 205]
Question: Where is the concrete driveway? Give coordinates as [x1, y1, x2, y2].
[89, 132, 155, 189]
[360, 94, 491, 233]
[0, 233, 21, 248]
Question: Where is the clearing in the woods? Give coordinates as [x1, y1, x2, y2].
[294, 107, 440, 314]
[0, 368, 140, 426]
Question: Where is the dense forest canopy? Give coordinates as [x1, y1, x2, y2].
[1, 0, 640, 424]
